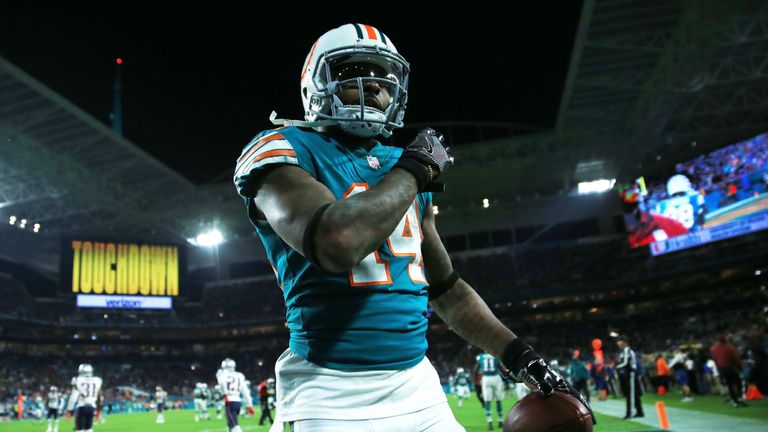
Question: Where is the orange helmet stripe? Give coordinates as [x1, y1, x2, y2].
[301, 40, 318, 82]
[362, 24, 378, 41]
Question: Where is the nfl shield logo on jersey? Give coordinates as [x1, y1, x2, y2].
[367, 155, 380, 170]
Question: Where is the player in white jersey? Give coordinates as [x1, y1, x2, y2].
[193, 382, 210, 422]
[216, 359, 255, 432]
[46, 386, 63, 432]
[66, 364, 102, 432]
[452, 368, 471, 408]
[154, 386, 168, 424]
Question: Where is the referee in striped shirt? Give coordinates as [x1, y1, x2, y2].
[616, 336, 644, 419]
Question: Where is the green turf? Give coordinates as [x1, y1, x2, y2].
[447, 395, 651, 432]
[0, 395, 651, 432]
[643, 393, 768, 422]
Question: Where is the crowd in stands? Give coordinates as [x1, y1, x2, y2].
[5, 228, 765, 332]
[646, 132, 768, 210]
[1, 223, 767, 419]
[2, 290, 765, 418]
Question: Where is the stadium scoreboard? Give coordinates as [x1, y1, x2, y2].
[62, 239, 185, 310]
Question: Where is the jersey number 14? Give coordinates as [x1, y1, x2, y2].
[344, 183, 426, 286]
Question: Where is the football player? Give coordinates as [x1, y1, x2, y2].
[452, 368, 471, 408]
[193, 382, 210, 422]
[212, 383, 224, 420]
[257, 378, 275, 425]
[476, 352, 505, 429]
[34, 393, 44, 421]
[216, 359, 255, 432]
[234, 23, 594, 432]
[66, 364, 102, 432]
[45, 386, 62, 432]
[654, 174, 706, 231]
[154, 385, 168, 424]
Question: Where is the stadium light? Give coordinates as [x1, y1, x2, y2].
[191, 229, 224, 247]
[482, 198, 490, 208]
[577, 179, 615, 195]
[33, 223, 40, 233]
[609, 331, 619, 337]
[19, 218, 27, 228]
[8, 215, 15, 225]
[432, 205, 439, 215]
[756, 269, 763, 276]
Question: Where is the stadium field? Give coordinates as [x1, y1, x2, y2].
[2, 394, 765, 432]
[0, 395, 647, 432]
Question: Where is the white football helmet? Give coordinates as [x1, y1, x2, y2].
[667, 174, 694, 196]
[221, 358, 236, 372]
[50, 385, 58, 392]
[456, 367, 464, 374]
[77, 364, 93, 377]
[273, 23, 409, 138]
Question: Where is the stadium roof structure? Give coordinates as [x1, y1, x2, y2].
[431, 0, 768, 211]
[0, 55, 207, 265]
[556, 0, 768, 177]
[2, 1, 768, 267]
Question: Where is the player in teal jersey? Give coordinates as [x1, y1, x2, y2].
[654, 174, 706, 231]
[234, 23, 594, 431]
[476, 353, 505, 429]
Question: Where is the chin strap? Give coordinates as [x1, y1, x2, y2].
[269, 111, 337, 128]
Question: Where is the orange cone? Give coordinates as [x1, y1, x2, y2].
[656, 401, 670, 430]
[745, 385, 765, 400]
[657, 386, 667, 395]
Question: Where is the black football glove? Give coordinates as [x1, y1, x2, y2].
[394, 128, 454, 192]
[502, 339, 596, 425]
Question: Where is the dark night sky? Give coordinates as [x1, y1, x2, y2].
[1, 2, 582, 183]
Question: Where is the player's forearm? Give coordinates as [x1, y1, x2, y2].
[430, 280, 518, 360]
[316, 168, 418, 272]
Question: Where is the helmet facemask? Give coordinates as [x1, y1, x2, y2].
[305, 45, 409, 138]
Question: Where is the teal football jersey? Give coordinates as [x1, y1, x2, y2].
[654, 193, 704, 230]
[476, 353, 500, 376]
[234, 126, 432, 371]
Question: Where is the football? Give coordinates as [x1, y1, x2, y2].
[504, 392, 593, 432]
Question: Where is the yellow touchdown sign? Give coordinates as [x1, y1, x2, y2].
[70, 241, 179, 296]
